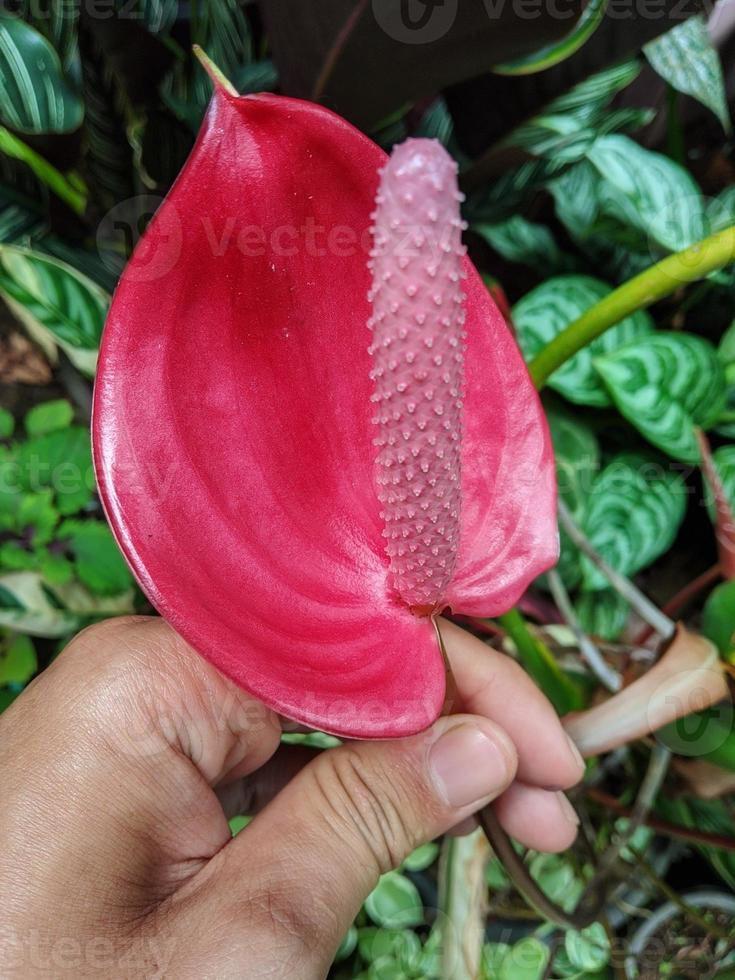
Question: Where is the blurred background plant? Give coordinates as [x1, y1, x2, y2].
[1, 0, 735, 976]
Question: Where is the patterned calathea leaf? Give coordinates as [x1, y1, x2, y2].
[0, 15, 83, 134]
[705, 445, 735, 524]
[586, 135, 706, 253]
[581, 452, 687, 591]
[513, 275, 654, 407]
[644, 16, 731, 134]
[574, 589, 630, 642]
[594, 332, 727, 465]
[546, 407, 600, 590]
[0, 246, 108, 376]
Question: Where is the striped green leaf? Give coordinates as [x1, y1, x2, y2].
[0, 16, 83, 134]
[547, 408, 599, 590]
[513, 275, 654, 406]
[575, 590, 629, 641]
[595, 333, 727, 464]
[645, 16, 731, 134]
[474, 216, 577, 275]
[18, 0, 78, 71]
[0, 246, 108, 375]
[587, 135, 706, 252]
[704, 445, 735, 525]
[493, 0, 607, 76]
[581, 452, 686, 591]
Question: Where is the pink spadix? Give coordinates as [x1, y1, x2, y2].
[369, 139, 467, 612]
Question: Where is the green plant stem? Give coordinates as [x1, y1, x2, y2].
[529, 225, 735, 388]
[547, 567, 622, 692]
[0, 127, 86, 216]
[496, 608, 583, 714]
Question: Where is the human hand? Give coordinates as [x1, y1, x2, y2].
[0, 617, 583, 978]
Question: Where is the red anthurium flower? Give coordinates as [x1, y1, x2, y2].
[92, 72, 557, 739]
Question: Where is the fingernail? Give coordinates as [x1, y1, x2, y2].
[429, 723, 513, 808]
[556, 792, 580, 826]
[565, 733, 585, 775]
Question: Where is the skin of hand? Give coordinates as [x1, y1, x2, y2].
[0, 617, 584, 979]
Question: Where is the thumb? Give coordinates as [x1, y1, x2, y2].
[180, 715, 516, 978]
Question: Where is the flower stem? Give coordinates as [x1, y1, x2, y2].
[528, 225, 735, 388]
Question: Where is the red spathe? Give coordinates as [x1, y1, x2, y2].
[92, 87, 557, 738]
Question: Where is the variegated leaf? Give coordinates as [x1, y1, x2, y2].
[582, 452, 687, 591]
[547, 408, 599, 590]
[575, 589, 630, 642]
[0, 246, 109, 375]
[513, 275, 654, 406]
[645, 16, 731, 134]
[0, 16, 83, 135]
[705, 445, 735, 524]
[587, 135, 706, 252]
[595, 333, 727, 464]
[474, 216, 577, 274]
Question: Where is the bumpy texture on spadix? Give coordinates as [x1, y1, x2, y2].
[93, 83, 558, 739]
[369, 140, 466, 611]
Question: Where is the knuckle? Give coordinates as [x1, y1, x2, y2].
[312, 746, 421, 876]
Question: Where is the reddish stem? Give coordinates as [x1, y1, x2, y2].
[634, 563, 722, 645]
[697, 428, 735, 580]
[587, 788, 735, 852]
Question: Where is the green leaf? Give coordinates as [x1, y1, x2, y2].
[550, 160, 603, 241]
[483, 943, 512, 979]
[547, 409, 599, 519]
[232, 59, 279, 96]
[719, 318, 735, 368]
[228, 814, 251, 836]
[17, 490, 58, 545]
[0, 126, 87, 215]
[0, 687, 19, 713]
[0, 246, 108, 375]
[493, 0, 607, 76]
[564, 923, 610, 973]
[702, 580, 735, 657]
[586, 135, 706, 252]
[499, 608, 584, 714]
[0, 16, 83, 134]
[529, 852, 585, 912]
[595, 333, 727, 463]
[709, 188, 735, 236]
[581, 453, 687, 591]
[16, 426, 94, 515]
[24, 399, 74, 437]
[334, 925, 358, 963]
[37, 549, 73, 586]
[513, 276, 653, 406]
[402, 842, 439, 872]
[474, 216, 576, 275]
[357, 928, 421, 969]
[57, 520, 133, 597]
[645, 16, 731, 134]
[0, 631, 36, 684]
[498, 938, 549, 980]
[0, 570, 79, 636]
[0, 408, 14, 439]
[705, 445, 735, 525]
[575, 589, 630, 641]
[364, 872, 423, 929]
[18, 0, 79, 71]
[546, 408, 599, 589]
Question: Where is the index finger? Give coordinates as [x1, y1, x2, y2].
[440, 618, 584, 790]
